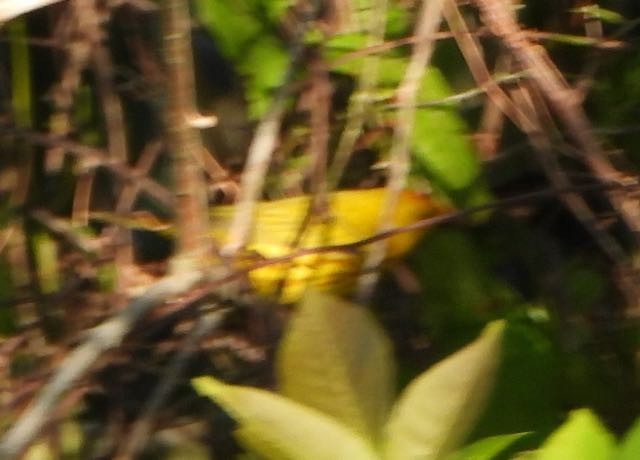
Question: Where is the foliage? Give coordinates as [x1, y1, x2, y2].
[0, 0, 640, 458]
[194, 291, 505, 460]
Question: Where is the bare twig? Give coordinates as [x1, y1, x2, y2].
[7, 130, 175, 210]
[0, 270, 204, 459]
[474, 0, 640, 243]
[328, 0, 389, 187]
[357, 0, 445, 301]
[221, 6, 319, 256]
[162, 0, 211, 267]
[115, 307, 229, 460]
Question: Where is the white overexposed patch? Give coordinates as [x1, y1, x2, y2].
[0, 0, 65, 23]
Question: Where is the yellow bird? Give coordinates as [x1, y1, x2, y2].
[210, 188, 449, 303]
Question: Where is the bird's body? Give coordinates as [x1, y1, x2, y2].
[210, 188, 447, 303]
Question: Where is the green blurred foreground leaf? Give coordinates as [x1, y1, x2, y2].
[192, 376, 378, 460]
[384, 321, 504, 460]
[447, 432, 529, 460]
[616, 416, 640, 460]
[277, 290, 395, 444]
[537, 409, 615, 460]
[194, 292, 505, 459]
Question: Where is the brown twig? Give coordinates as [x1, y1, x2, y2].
[473, 0, 640, 243]
[221, 4, 320, 256]
[162, 0, 211, 267]
[328, 0, 389, 187]
[8, 130, 175, 210]
[0, 269, 204, 459]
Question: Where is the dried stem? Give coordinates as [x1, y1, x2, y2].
[474, 0, 640, 244]
[162, 0, 211, 267]
[0, 270, 204, 459]
[328, 0, 389, 187]
[357, 0, 445, 301]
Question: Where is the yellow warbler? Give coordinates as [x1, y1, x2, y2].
[210, 188, 449, 303]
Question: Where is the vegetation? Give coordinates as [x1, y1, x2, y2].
[1, 0, 640, 458]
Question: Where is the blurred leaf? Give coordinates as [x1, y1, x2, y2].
[60, 421, 84, 457]
[0, 258, 17, 335]
[262, 0, 295, 23]
[473, 315, 558, 439]
[23, 442, 55, 460]
[537, 409, 615, 460]
[413, 68, 491, 208]
[277, 290, 394, 443]
[194, 1, 262, 58]
[194, 0, 289, 118]
[33, 232, 59, 294]
[447, 432, 530, 460]
[8, 18, 32, 128]
[384, 321, 505, 460]
[615, 416, 640, 460]
[571, 5, 624, 23]
[414, 229, 516, 341]
[237, 37, 289, 118]
[386, 4, 411, 38]
[192, 376, 378, 460]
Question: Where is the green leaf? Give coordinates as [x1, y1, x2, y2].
[614, 416, 640, 460]
[8, 18, 32, 129]
[194, 1, 262, 58]
[33, 232, 60, 294]
[412, 68, 491, 208]
[192, 376, 379, 460]
[537, 409, 615, 460]
[384, 321, 505, 460]
[571, 5, 624, 24]
[414, 229, 517, 341]
[447, 432, 529, 460]
[277, 290, 394, 444]
[238, 37, 289, 119]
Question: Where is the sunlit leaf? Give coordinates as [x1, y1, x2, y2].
[384, 321, 505, 460]
[193, 1, 262, 58]
[613, 415, 640, 460]
[413, 68, 491, 208]
[537, 409, 615, 460]
[571, 5, 624, 23]
[33, 232, 59, 294]
[192, 376, 379, 460]
[447, 432, 529, 460]
[238, 37, 289, 119]
[277, 290, 394, 443]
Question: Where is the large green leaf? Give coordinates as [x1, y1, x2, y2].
[193, 1, 262, 58]
[384, 321, 505, 460]
[194, 0, 289, 118]
[277, 290, 394, 444]
[447, 432, 529, 460]
[616, 416, 640, 460]
[537, 409, 615, 460]
[237, 37, 289, 119]
[328, 50, 490, 208]
[412, 68, 491, 208]
[192, 376, 378, 460]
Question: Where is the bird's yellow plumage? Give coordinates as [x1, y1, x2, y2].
[210, 188, 448, 303]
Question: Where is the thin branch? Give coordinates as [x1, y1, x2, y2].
[221, 6, 318, 256]
[8, 130, 175, 210]
[162, 0, 211, 266]
[474, 0, 640, 243]
[357, 0, 445, 301]
[328, 0, 389, 187]
[0, 270, 204, 459]
[115, 307, 229, 460]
